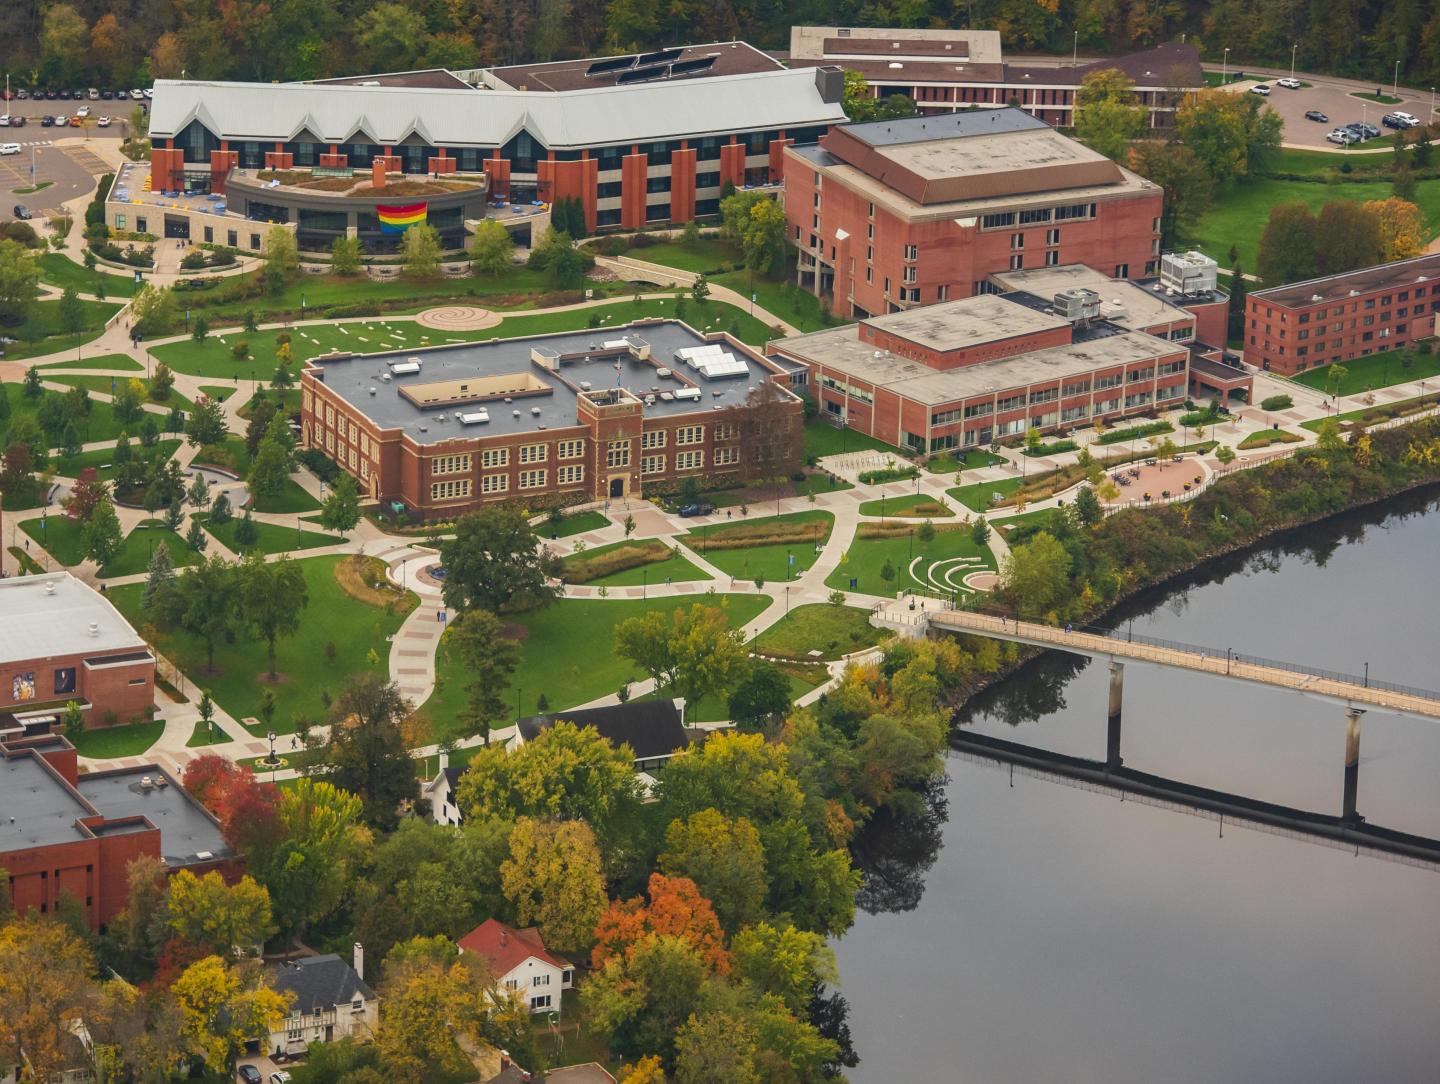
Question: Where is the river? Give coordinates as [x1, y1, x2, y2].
[834, 490, 1440, 1083]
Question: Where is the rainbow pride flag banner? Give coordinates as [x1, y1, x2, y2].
[378, 201, 427, 232]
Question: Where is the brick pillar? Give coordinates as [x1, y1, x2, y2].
[209, 149, 238, 194]
[483, 153, 511, 200]
[428, 153, 456, 175]
[767, 136, 793, 184]
[372, 159, 387, 190]
[718, 139, 745, 191]
[620, 148, 648, 231]
[548, 157, 598, 233]
[669, 145, 696, 224]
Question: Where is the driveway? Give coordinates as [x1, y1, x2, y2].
[1213, 76, 1435, 151]
[0, 141, 100, 213]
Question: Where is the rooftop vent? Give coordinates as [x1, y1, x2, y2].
[45, 580, 57, 596]
[139, 776, 155, 791]
[195, 850, 214, 860]
[89, 622, 99, 637]
[369, 387, 377, 396]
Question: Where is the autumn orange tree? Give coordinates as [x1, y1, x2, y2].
[0, 917, 100, 1083]
[592, 873, 730, 973]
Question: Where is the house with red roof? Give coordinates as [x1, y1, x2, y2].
[458, 918, 575, 1014]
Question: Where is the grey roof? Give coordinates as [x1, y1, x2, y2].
[271, 954, 375, 1015]
[840, 107, 1047, 148]
[0, 754, 95, 849]
[992, 265, 1198, 332]
[518, 699, 689, 761]
[149, 66, 845, 150]
[0, 572, 148, 664]
[309, 321, 779, 446]
[74, 768, 232, 866]
[862, 294, 1071, 351]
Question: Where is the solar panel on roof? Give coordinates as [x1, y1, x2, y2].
[586, 55, 638, 76]
[638, 48, 683, 65]
[669, 56, 718, 77]
[616, 63, 672, 85]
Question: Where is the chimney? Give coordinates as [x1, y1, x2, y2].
[353, 942, 364, 981]
[438, 751, 449, 776]
[500, 928, 508, 947]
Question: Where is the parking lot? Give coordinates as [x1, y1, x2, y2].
[2, 95, 136, 142]
[1218, 77, 1436, 150]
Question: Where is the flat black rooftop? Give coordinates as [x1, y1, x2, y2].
[74, 769, 232, 865]
[311, 321, 776, 445]
[0, 754, 96, 849]
[839, 106, 1047, 148]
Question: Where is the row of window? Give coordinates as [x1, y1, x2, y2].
[981, 203, 1097, 230]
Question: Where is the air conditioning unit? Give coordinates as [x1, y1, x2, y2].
[1159, 251, 1218, 295]
[1054, 288, 1100, 323]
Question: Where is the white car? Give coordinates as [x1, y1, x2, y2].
[87, 88, 99, 99]
[0, 116, 9, 127]
[1276, 77, 1301, 89]
[143, 88, 153, 99]
[1327, 128, 1356, 145]
[97, 115, 111, 127]
[1392, 111, 1420, 126]
[0, 143, 21, 156]
[130, 88, 145, 100]
[75, 105, 90, 117]
[1249, 84, 1271, 96]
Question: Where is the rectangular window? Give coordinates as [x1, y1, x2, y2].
[431, 454, 472, 476]
[642, 430, 666, 449]
[53, 667, 77, 696]
[1044, 250, 1059, 266]
[1094, 373, 1123, 390]
[557, 464, 584, 485]
[981, 211, 1016, 230]
[519, 443, 548, 464]
[962, 402, 993, 419]
[641, 454, 665, 475]
[530, 995, 551, 1010]
[676, 450, 704, 471]
[1009, 254, 1023, 271]
[481, 474, 509, 494]
[1010, 233, 1024, 250]
[1045, 228, 1060, 246]
[996, 394, 1025, 412]
[606, 441, 631, 468]
[1028, 388, 1058, 405]
[714, 447, 740, 466]
[519, 469, 547, 490]
[557, 439, 584, 458]
[903, 243, 918, 260]
[713, 423, 737, 440]
[1018, 208, 1051, 225]
[481, 448, 509, 468]
[430, 479, 473, 500]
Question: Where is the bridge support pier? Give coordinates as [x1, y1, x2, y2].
[1106, 660, 1124, 769]
[1342, 706, 1364, 822]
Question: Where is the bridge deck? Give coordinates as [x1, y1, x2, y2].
[930, 610, 1440, 720]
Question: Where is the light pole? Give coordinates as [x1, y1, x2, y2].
[1222, 48, 1230, 85]
[1393, 60, 1400, 101]
[1072, 30, 1078, 69]
[1290, 43, 1297, 82]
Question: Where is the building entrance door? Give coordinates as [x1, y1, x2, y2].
[609, 477, 625, 498]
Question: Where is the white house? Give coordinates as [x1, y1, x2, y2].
[265, 946, 378, 1058]
[458, 919, 574, 1014]
[423, 757, 466, 826]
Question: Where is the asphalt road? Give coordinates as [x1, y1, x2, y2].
[1219, 77, 1432, 150]
[1, 142, 103, 214]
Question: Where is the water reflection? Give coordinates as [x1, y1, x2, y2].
[851, 777, 948, 916]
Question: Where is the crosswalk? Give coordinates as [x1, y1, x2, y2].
[0, 140, 52, 148]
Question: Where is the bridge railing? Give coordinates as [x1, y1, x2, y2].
[944, 602, 1440, 702]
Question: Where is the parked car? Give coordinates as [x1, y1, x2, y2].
[40, 115, 54, 126]
[237, 1068, 262, 1084]
[1304, 110, 1329, 122]
[97, 115, 111, 127]
[58, 88, 71, 100]
[269, 1073, 291, 1084]
[75, 105, 90, 117]
[1276, 77, 1302, 89]
[0, 116, 9, 127]
[53, 114, 68, 126]
[68, 115, 82, 127]
[1327, 129, 1356, 145]
[87, 88, 99, 100]
[1250, 84, 1271, 95]
[15, 88, 27, 100]
[1354, 121, 1380, 138]
[0, 145, 21, 157]
[143, 88, 153, 99]
[131, 88, 145, 100]
[9, 115, 25, 127]
[13, 205, 32, 219]
[100, 89, 113, 100]
[678, 502, 716, 518]
[44, 89, 57, 100]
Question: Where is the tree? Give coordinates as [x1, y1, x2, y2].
[840, 70, 916, 122]
[58, 285, 86, 357]
[245, 397, 278, 457]
[319, 472, 361, 534]
[528, 227, 591, 289]
[1317, 201, 1383, 275]
[1228, 256, 1249, 340]
[1366, 197, 1424, 261]
[1128, 141, 1212, 248]
[150, 361, 177, 402]
[402, 223, 442, 279]
[271, 362, 294, 392]
[83, 496, 124, 567]
[1216, 444, 1237, 465]
[115, 854, 171, 969]
[263, 779, 367, 937]
[1257, 203, 1319, 288]
[0, 917, 100, 1084]
[247, 414, 294, 502]
[331, 234, 363, 275]
[1073, 485, 1103, 527]
[727, 662, 792, 731]
[999, 530, 1072, 617]
[171, 956, 290, 1072]
[234, 509, 260, 547]
[63, 468, 108, 522]
[443, 608, 521, 745]
[186, 518, 209, 552]
[61, 699, 85, 740]
[210, 490, 233, 524]
[167, 870, 277, 956]
[614, 603, 748, 708]
[40, 3, 90, 84]
[0, 240, 42, 327]
[1174, 89, 1281, 183]
[659, 808, 767, 933]
[191, 314, 210, 342]
[592, 873, 731, 974]
[187, 472, 211, 509]
[1325, 364, 1350, 400]
[674, 1012, 758, 1084]
[173, 554, 239, 671]
[262, 225, 299, 277]
[353, 1, 430, 72]
[130, 284, 179, 337]
[1074, 69, 1147, 161]
[500, 816, 608, 955]
[440, 506, 562, 614]
[237, 552, 308, 678]
[736, 198, 787, 278]
[185, 394, 228, 447]
[112, 379, 144, 426]
[586, 935, 709, 1066]
[22, 364, 44, 399]
[468, 219, 514, 275]
[324, 672, 415, 831]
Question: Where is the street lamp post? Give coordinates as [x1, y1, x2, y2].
[1290, 43, 1297, 82]
[1393, 60, 1400, 101]
[1072, 30, 1078, 69]
[1222, 48, 1230, 84]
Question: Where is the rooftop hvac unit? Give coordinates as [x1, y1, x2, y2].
[656, 367, 672, 378]
[603, 339, 630, 350]
[660, 391, 675, 401]
[436, 413, 447, 422]
[1054, 288, 1100, 323]
[1159, 251, 1218, 296]
[579, 380, 592, 390]
[513, 409, 521, 417]
[369, 387, 377, 396]
[530, 406, 542, 415]
[389, 361, 421, 376]
[139, 777, 154, 791]
[674, 386, 702, 401]
[459, 410, 490, 425]
[380, 372, 392, 382]
[195, 850, 214, 861]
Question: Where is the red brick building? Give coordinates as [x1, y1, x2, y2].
[301, 320, 803, 521]
[0, 735, 235, 931]
[788, 28, 1203, 130]
[1244, 253, 1440, 375]
[785, 108, 1164, 319]
[0, 572, 155, 731]
[770, 291, 1197, 454]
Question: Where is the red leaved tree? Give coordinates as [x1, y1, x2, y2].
[592, 873, 730, 974]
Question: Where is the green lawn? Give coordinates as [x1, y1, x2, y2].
[560, 538, 710, 587]
[600, 237, 741, 274]
[802, 419, 906, 460]
[1301, 394, 1437, 431]
[1351, 91, 1401, 104]
[198, 384, 238, 402]
[200, 514, 344, 556]
[186, 719, 227, 747]
[753, 604, 891, 661]
[1291, 348, 1440, 396]
[109, 555, 413, 735]
[1238, 428, 1304, 449]
[419, 594, 774, 737]
[36, 253, 141, 297]
[193, 436, 252, 478]
[49, 374, 195, 412]
[250, 476, 322, 515]
[8, 545, 43, 573]
[0, 383, 135, 450]
[21, 515, 87, 566]
[679, 510, 833, 584]
[100, 521, 198, 578]
[37, 353, 143, 371]
[70, 719, 166, 759]
[58, 440, 182, 483]
[0, 298, 125, 360]
[537, 509, 610, 539]
[712, 259, 836, 334]
[948, 476, 1024, 512]
[993, 507, 1066, 535]
[827, 525, 996, 597]
[924, 448, 1006, 473]
[857, 493, 955, 518]
[1195, 175, 1440, 270]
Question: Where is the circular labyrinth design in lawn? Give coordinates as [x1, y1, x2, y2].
[416, 305, 502, 331]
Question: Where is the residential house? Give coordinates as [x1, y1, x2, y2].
[265, 947, 378, 1059]
[510, 699, 691, 775]
[458, 919, 574, 1014]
